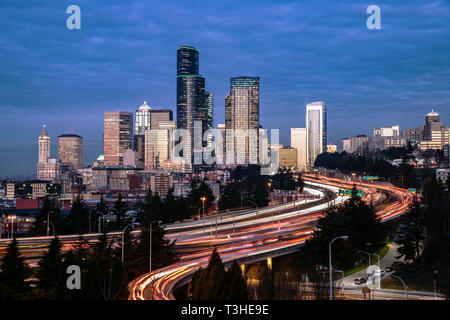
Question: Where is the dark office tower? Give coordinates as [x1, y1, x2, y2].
[198, 91, 214, 147]
[176, 45, 212, 169]
[225, 76, 260, 165]
[177, 45, 199, 76]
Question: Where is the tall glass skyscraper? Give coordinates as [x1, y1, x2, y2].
[176, 45, 213, 169]
[225, 76, 260, 165]
[306, 101, 327, 167]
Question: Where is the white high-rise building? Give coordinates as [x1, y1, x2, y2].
[373, 125, 400, 137]
[290, 128, 307, 171]
[135, 101, 151, 135]
[38, 125, 50, 164]
[306, 101, 327, 167]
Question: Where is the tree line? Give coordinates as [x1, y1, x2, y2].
[0, 192, 178, 300]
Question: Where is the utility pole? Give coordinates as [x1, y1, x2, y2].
[149, 222, 153, 274]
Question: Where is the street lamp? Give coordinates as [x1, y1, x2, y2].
[373, 253, 380, 268]
[329, 235, 348, 300]
[200, 196, 207, 218]
[121, 222, 140, 264]
[43, 221, 55, 237]
[149, 220, 162, 274]
[387, 273, 408, 300]
[47, 210, 53, 236]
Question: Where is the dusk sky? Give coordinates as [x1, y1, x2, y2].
[1, 0, 449, 176]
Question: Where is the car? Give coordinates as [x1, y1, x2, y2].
[385, 266, 394, 272]
[354, 278, 362, 285]
[392, 261, 402, 267]
[359, 277, 367, 284]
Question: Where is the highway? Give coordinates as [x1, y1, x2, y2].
[129, 175, 414, 300]
[0, 174, 414, 300]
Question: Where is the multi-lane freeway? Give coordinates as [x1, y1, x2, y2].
[129, 175, 414, 300]
[0, 174, 414, 300]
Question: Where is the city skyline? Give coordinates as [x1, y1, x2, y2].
[2, 1, 450, 175]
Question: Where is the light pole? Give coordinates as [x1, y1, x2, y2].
[329, 235, 348, 300]
[201, 196, 206, 218]
[358, 250, 371, 266]
[49, 222, 55, 237]
[47, 210, 51, 236]
[43, 221, 55, 236]
[149, 222, 152, 273]
[373, 253, 380, 268]
[149, 220, 161, 274]
[387, 273, 408, 300]
[121, 222, 139, 264]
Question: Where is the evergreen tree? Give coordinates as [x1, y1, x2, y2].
[64, 195, 89, 234]
[219, 183, 241, 211]
[111, 193, 128, 230]
[0, 238, 31, 299]
[252, 181, 269, 208]
[396, 198, 425, 262]
[127, 223, 177, 277]
[29, 197, 62, 236]
[188, 180, 215, 217]
[223, 260, 248, 300]
[190, 248, 227, 300]
[36, 236, 64, 297]
[304, 192, 387, 270]
[256, 264, 275, 300]
[92, 194, 108, 232]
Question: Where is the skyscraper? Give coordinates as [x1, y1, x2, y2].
[38, 125, 50, 164]
[306, 101, 327, 167]
[37, 125, 61, 181]
[104, 111, 133, 165]
[134, 101, 152, 167]
[145, 129, 170, 170]
[176, 45, 212, 168]
[135, 101, 151, 135]
[151, 109, 173, 130]
[419, 110, 448, 150]
[225, 76, 260, 165]
[290, 128, 307, 170]
[58, 134, 83, 169]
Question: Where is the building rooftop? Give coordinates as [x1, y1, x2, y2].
[427, 109, 439, 116]
[137, 101, 151, 111]
[58, 133, 82, 138]
[39, 125, 49, 137]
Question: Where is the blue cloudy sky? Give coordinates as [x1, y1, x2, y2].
[1, 0, 449, 176]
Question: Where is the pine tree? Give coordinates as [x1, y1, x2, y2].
[0, 238, 31, 299]
[396, 198, 425, 262]
[223, 260, 248, 300]
[30, 197, 62, 236]
[112, 193, 128, 230]
[64, 195, 89, 234]
[36, 236, 64, 297]
[256, 264, 274, 300]
[190, 248, 226, 300]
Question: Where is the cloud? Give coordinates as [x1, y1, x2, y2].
[0, 0, 449, 174]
